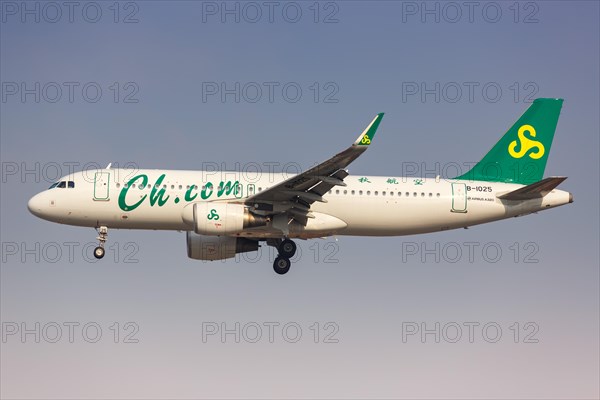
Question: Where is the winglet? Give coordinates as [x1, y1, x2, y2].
[354, 113, 384, 146]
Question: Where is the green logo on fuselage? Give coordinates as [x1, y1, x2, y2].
[118, 173, 239, 212]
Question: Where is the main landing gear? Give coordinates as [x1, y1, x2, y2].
[272, 238, 297, 275]
[93, 226, 108, 259]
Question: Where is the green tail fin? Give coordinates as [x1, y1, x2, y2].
[454, 98, 563, 185]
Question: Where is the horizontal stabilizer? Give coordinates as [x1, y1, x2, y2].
[497, 177, 567, 200]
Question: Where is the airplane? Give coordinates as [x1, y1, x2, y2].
[27, 98, 573, 274]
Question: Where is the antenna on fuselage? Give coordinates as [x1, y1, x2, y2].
[106, 163, 112, 169]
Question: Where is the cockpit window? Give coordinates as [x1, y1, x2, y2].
[50, 180, 75, 189]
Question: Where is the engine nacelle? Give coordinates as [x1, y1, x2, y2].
[182, 202, 268, 235]
[186, 232, 259, 260]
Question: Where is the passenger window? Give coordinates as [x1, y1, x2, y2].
[351, 190, 355, 195]
[343, 190, 347, 195]
[359, 190, 363, 195]
[68, 181, 75, 188]
[367, 191, 371, 195]
[116, 183, 121, 188]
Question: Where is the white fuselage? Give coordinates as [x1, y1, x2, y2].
[27, 168, 572, 238]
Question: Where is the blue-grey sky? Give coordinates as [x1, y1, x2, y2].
[1, 1, 598, 399]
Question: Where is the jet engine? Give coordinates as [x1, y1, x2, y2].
[182, 202, 268, 235]
[186, 232, 259, 260]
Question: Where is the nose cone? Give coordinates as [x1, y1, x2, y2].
[27, 193, 45, 218]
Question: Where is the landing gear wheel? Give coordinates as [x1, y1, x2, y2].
[94, 226, 108, 260]
[93, 246, 105, 259]
[273, 256, 291, 275]
[278, 239, 297, 258]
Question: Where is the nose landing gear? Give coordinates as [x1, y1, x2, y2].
[93, 226, 108, 259]
[272, 238, 297, 275]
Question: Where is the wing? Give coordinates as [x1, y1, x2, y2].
[237, 113, 384, 228]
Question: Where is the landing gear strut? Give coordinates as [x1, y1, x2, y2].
[271, 238, 296, 275]
[94, 226, 108, 259]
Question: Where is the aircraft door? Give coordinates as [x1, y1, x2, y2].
[93, 172, 110, 201]
[451, 183, 467, 213]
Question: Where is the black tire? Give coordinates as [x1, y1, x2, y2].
[278, 239, 297, 258]
[93, 246, 105, 259]
[273, 256, 291, 275]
